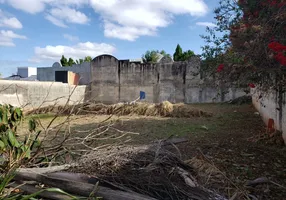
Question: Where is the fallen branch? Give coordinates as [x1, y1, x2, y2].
[17, 165, 71, 174]
[13, 171, 158, 200]
[177, 167, 198, 187]
[246, 177, 269, 187]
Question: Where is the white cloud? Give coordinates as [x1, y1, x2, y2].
[104, 21, 157, 41]
[1, 0, 209, 40]
[1, 0, 47, 14]
[45, 14, 68, 28]
[63, 34, 79, 41]
[90, 0, 208, 40]
[0, 0, 89, 14]
[0, 9, 23, 29]
[49, 7, 89, 24]
[49, 0, 89, 7]
[0, 30, 27, 46]
[45, 7, 89, 27]
[196, 22, 217, 27]
[29, 42, 116, 62]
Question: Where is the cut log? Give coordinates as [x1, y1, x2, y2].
[14, 171, 158, 200]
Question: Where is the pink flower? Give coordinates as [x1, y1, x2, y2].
[217, 64, 224, 72]
[249, 83, 255, 88]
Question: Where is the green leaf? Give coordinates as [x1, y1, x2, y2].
[0, 107, 3, 123]
[29, 118, 36, 132]
[1, 136, 8, 147]
[2, 108, 8, 124]
[0, 140, 4, 149]
[14, 107, 22, 117]
[0, 122, 7, 132]
[8, 130, 19, 148]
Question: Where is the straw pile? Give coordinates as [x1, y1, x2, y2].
[26, 101, 213, 118]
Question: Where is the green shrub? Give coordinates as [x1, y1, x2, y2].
[0, 104, 41, 198]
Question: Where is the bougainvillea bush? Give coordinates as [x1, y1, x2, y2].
[201, 0, 286, 91]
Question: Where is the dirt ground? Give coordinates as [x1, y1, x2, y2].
[23, 103, 286, 200]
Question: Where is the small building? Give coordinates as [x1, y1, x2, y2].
[17, 67, 37, 78]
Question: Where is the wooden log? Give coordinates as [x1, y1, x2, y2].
[46, 172, 136, 193]
[10, 182, 78, 200]
[14, 172, 158, 200]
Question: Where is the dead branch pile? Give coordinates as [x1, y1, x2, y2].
[69, 143, 226, 200]
[26, 101, 213, 118]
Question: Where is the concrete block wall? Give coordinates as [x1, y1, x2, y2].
[89, 55, 246, 104]
[0, 80, 87, 109]
[90, 55, 119, 103]
[119, 60, 159, 103]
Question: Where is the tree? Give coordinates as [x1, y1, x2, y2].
[159, 50, 172, 58]
[142, 50, 172, 63]
[201, 0, 286, 90]
[84, 56, 92, 62]
[60, 55, 68, 67]
[173, 44, 195, 61]
[142, 50, 159, 63]
[181, 50, 195, 61]
[61, 55, 92, 67]
[173, 44, 183, 61]
[68, 58, 75, 66]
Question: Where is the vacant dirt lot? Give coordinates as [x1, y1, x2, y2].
[23, 103, 286, 199]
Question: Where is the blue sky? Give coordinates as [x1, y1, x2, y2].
[0, 0, 219, 77]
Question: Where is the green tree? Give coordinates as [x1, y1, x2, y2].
[159, 50, 172, 59]
[173, 44, 183, 61]
[182, 50, 195, 61]
[142, 50, 171, 63]
[60, 55, 68, 67]
[142, 50, 160, 63]
[68, 58, 75, 66]
[173, 45, 195, 61]
[84, 56, 92, 62]
[61, 55, 92, 67]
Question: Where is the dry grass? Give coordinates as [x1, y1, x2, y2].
[21, 103, 286, 200]
[69, 144, 225, 200]
[25, 101, 213, 118]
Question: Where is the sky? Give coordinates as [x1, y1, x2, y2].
[0, 0, 219, 77]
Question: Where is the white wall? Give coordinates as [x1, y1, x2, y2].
[252, 89, 286, 144]
[28, 67, 37, 77]
[17, 67, 37, 78]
